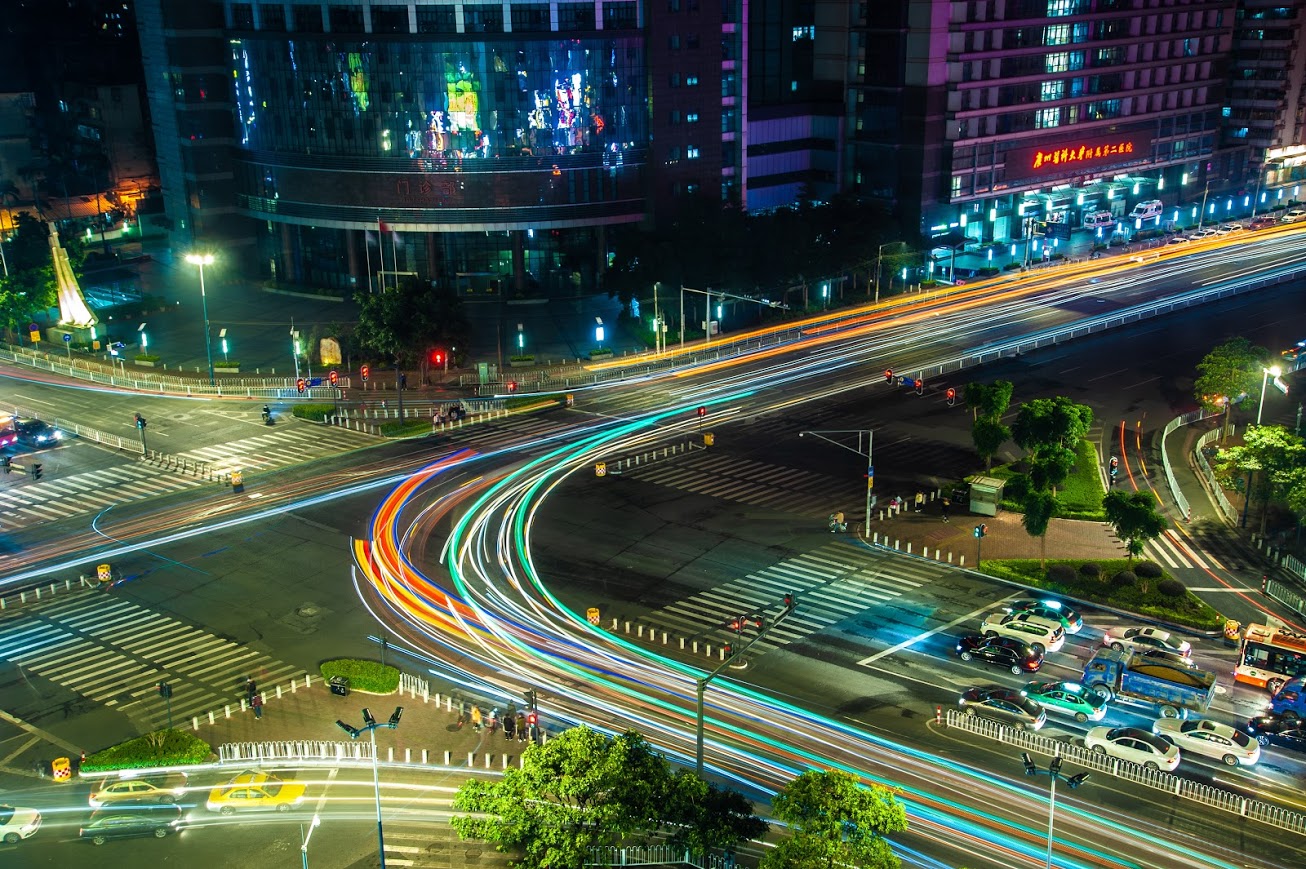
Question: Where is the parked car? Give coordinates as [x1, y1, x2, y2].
[1214, 223, 1244, 235]
[1085, 725, 1181, 771]
[0, 805, 41, 844]
[1245, 714, 1306, 753]
[1167, 235, 1191, 245]
[1250, 215, 1279, 230]
[980, 611, 1065, 654]
[205, 771, 306, 814]
[1021, 680, 1108, 723]
[955, 635, 1044, 674]
[79, 804, 184, 845]
[1153, 718, 1259, 767]
[1082, 210, 1117, 228]
[89, 774, 187, 808]
[1128, 199, 1164, 220]
[1006, 599, 1083, 634]
[959, 687, 1047, 730]
[1189, 228, 1219, 240]
[1102, 626, 1190, 657]
[1281, 208, 1306, 223]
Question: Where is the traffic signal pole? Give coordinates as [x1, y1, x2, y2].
[798, 429, 874, 536]
[695, 596, 796, 776]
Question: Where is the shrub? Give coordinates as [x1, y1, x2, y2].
[1135, 561, 1163, 579]
[82, 729, 212, 772]
[214, 360, 241, 369]
[134, 353, 161, 363]
[291, 403, 336, 422]
[1110, 570, 1137, 589]
[1045, 564, 1077, 586]
[320, 659, 400, 693]
[1079, 562, 1101, 579]
[509, 354, 535, 363]
[1159, 578, 1186, 597]
[379, 419, 432, 437]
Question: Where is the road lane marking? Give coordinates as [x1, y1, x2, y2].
[855, 596, 1015, 666]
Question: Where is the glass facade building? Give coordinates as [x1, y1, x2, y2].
[139, 0, 649, 294]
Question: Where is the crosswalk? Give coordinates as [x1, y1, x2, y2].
[377, 821, 511, 869]
[171, 422, 379, 474]
[1141, 526, 1252, 573]
[642, 543, 946, 655]
[619, 452, 848, 517]
[0, 461, 205, 530]
[0, 590, 302, 731]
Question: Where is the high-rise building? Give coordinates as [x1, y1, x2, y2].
[845, 1, 1248, 247]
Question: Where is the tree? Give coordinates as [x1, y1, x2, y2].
[1011, 396, 1093, 454]
[353, 276, 469, 366]
[1215, 424, 1306, 533]
[1102, 490, 1169, 561]
[0, 212, 64, 338]
[761, 769, 907, 869]
[1021, 488, 1059, 570]
[1194, 337, 1270, 441]
[971, 415, 1010, 471]
[964, 380, 1014, 422]
[452, 727, 764, 869]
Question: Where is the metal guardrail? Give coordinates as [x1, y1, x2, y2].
[1265, 577, 1306, 620]
[1158, 408, 1214, 522]
[586, 844, 732, 869]
[945, 709, 1306, 834]
[1194, 427, 1239, 524]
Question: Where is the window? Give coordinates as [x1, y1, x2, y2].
[258, 3, 285, 31]
[465, 4, 505, 33]
[603, 2, 637, 30]
[1041, 80, 1063, 101]
[670, 72, 681, 87]
[371, 7, 408, 34]
[686, 35, 699, 50]
[293, 5, 324, 32]
[231, 3, 253, 29]
[415, 7, 457, 32]
[686, 74, 699, 87]
[1036, 107, 1060, 128]
[558, 2, 596, 31]
[511, 4, 550, 32]
[686, 111, 699, 123]
[687, 146, 700, 159]
[792, 25, 815, 40]
[1045, 24, 1070, 46]
[669, 35, 681, 50]
[328, 5, 364, 33]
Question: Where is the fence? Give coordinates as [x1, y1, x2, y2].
[1193, 427, 1239, 524]
[586, 844, 734, 869]
[944, 709, 1306, 834]
[1265, 577, 1306, 621]
[1157, 408, 1217, 522]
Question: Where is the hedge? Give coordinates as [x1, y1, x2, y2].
[320, 659, 400, 693]
[81, 729, 212, 772]
[291, 403, 336, 422]
[379, 419, 433, 438]
[980, 557, 1223, 631]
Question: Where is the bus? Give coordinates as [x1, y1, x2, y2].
[1236, 623, 1306, 693]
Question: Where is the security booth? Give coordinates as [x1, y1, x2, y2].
[968, 476, 1006, 517]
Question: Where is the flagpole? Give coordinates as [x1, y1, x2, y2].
[390, 225, 399, 287]
[376, 217, 386, 291]
[364, 228, 374, 294]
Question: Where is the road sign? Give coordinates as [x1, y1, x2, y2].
[900, 376, 916, 389]
[63, 334, 72, 343]
[309, 377, 323, 387]
[231, 470, 244, 493]
[595, 462, 607, 477]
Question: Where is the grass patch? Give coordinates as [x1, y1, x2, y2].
[291, 403, 336, 422]
[505, 393, 562, 410]
[985, 439, 1106, 521]
[82, 729, 212, 772]
[320, 659, 400, 693]
[379, 419, 434, 437]
[981, 558, 1224, 631]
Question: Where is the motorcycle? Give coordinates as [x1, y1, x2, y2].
[261, 405, 274, 425]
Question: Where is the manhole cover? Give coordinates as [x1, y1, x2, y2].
[296, 604, 322, 618]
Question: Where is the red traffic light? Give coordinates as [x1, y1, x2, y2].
[328, 370, 339, 386]
[508, 380, 517, 393]
[429, 349, 444, 365]
[783, 593, 795, 610]
[946, 387, 956, 400]
[885, 368, 893, 382]
[526, 711, 537, 726]
[727, 617, 743, 632]
[360, 365, 370, 382]
[296, 378, 306, 394]
[696, 406, 707, 417]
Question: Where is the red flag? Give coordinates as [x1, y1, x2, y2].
[378, 219, 391, 234]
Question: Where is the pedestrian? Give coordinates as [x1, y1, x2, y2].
[470, 705, 483, 732]
[941, 498, 950, 523]
[516, 712, 527, 742]
[251, 692, 263, 719]
[245, 678, 257, 702]
[914, 491, 925, 512]
[487, 708, 499, 732]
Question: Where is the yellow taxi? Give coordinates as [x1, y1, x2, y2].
[205, 771, 305, 815]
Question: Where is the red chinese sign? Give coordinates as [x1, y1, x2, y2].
[1009, 134, 1150, 177]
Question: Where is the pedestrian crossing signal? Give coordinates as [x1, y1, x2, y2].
[783, 593, 796, 610]
[31, 463, 43, 481]
[296, 378, 306, 394]
[360, 365, 370, 382]
[974, 523, 987, 538]
[697, 406, 707, 417]
[1109, 456, 1119, 476]
[946, 387, 956, 406]
[328, 369, 339, 386]
[885, 368, 893, 383]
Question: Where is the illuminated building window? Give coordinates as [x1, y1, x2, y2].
[687, 75, 699, 87]
[687, 146, 700, 159]
[792, 26, 815, 41]
[687, 112, 699, 123]
[1036, 107, 1060, 128]
[1045, 24, 1070, 46]
[1041, 81, 1064, 101]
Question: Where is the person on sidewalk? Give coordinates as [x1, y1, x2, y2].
[470, 705, 483, 732]
[516, 711, 527, 741]
[245, 678, 257, 702]
[941, 498, 950, 523]
[251, 692, 263, 719]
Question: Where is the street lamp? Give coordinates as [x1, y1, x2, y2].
[337, 706, 403, 869]
[1258, 364, 1284, 426]
[300, 813, 321, 869]
[1020, 752, 1090, 869]
[184, 252, 216, 384]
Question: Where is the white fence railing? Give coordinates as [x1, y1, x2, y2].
[945, 709, 1306, 834]
[586, 844, 734, 868]
[1194, 427, 1239, 524]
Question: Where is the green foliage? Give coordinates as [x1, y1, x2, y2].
[762, 770, 906, 869]
[379, 419, 434, 438]
[1194, 337, 1270, 439]
[82, 729, 212, 772]
[990, 440, 1105, 520]
[509, 354, 535, 363]
[1021, 488, 1059, 568]
[291, 403, 337, 422]
[1012, 397, 1094, 456]
[964, 380, 1013, 421]
[1078, 562, 1101, 579]
[133, 354, 161, 363]
[214, 360, 241, 368]
[319, 659, 399, 693]
[1111, 570, 1137, 589]
[1159, 577, 1186, 597]
[1046, 564, 1076, 585]
[1134, 561, 1163, 579]
[971, 416, 1010, 471]
[0, 213, 61, 334]
[1216, 425, 1306, 533]
[1102, 490, 1169, 561]
[453, 727, 763, 868]
[979, 558, 1223, 630]
[354, 276, 469, 366]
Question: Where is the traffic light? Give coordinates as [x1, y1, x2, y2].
[429, 349, 444, 365]
[723, 642, 733, 657]
[328, 369, 339, 386]
[697, 406, 707, 418]
[750, 615, 764, 629]
[31, 463, 42, 481]
[946, 387, 956, 406]
[1067, 772, 1091, 789]
[157, 682, 173, 699]
[523, 688, 537, 710]
[1022, 752, 1037, 776]
[336, 719, 361, 739]
[508, 380, 517, 393]
[526, 711, 538, 727]
[727, 616, 744, 632]
[973, 523, 987, 538]
[360, 364, 370, 382]
[915, 378, 924, 396]
[784, 592, 796, 610]
[885, 368, 893, 383]
[296, 378, 306, 394]
[134, 412, 146, 429]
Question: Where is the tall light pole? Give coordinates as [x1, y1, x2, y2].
[1197, 180, 1212, 230]
[185, 253, 215, 384]
[1021, 752, 1090, 869]
[338, 707, 403, 869]
[300, 813, 321, 869]
[874, 241, 899, 303]
[1258, 364, 1284, 426]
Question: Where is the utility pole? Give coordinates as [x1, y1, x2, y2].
[1197, 180, 1212, 230]
[798, 429, 874, 536]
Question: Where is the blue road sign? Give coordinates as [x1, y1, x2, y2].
[900, 377, 917, 389]
[308, 377, 323, 387]
[62, 334, 72, 343]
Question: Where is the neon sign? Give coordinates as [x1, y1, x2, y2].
[1009, 134, 1150, 177]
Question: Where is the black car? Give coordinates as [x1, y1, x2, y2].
[4, 419, 63, 450]
[79, 804, 184, 845]
[1245, 714, 1306, 754]
[955, 635, 1044, 674]
[959, 687, 1047, 730]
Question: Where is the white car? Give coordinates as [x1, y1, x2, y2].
[1167, 235, 1191, 245]
[1085, 726, 1181, 771]
[1281, 209, 1306, 223]
[0, 804, 41, 844]
[1213, 224, 1244, 235]
[1153, 719, 1260, 767]
[1102, 626, 1190, 657]
[1189, 228, 1219, 240]
[981, 611, 1065, 654]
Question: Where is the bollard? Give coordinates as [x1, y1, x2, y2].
[208, 711, 215, 724]
[705, 644, 712, 657]
[276, 685, 282, 698]
[484, 754, 491, 769]
[907, 543, 912, 554]
[948, 552, 954, 564]
[936, 705, 942, 724]
[662, 631, 668, 644]
[444, 751, 451, 766]
[240, 698, 248, 712]
[638, 625, 644, 638]
[611, 618, 618, 630]
[960, 556, 966, 567]
[225, 704, 232, 718]
[624, 621, 631, 633]
[291, 679, 297, 693]
[719, 647, 725, 660]
[692, 641, 699, 654]
[468, 752, 474, 766]
[502, 754, 509, 770]
[894, 539, 900, 550]
[192, 716, 199, 730]
[306, 674, 312, 688]
[405, 748, 412, 763]
[680, 637, 686, 650]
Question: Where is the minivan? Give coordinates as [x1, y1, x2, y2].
[1082, 210, 1116, 228]
[1128, 200, 1164, 220]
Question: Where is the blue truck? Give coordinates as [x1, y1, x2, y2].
[1081, 647, 1217, 719]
